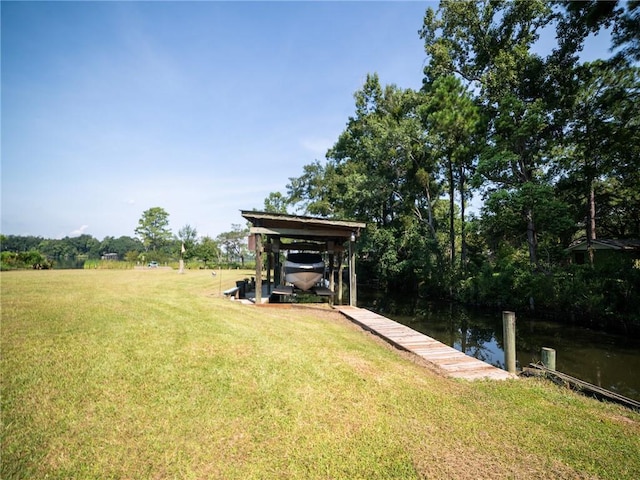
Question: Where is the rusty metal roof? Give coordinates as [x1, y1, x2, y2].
[567, 238, 640, 251]
[241, 210, 366, 242]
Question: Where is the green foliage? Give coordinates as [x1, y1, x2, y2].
[420, 75, 481, 271]
[195, 236, 221, 268]
[99, 235, 143, 258]
[559, 1, 640, 63]
[83, 260, 134, 270]
[134, 207, 173, 252]
[554, 60, 640, 243]
[481, 183, 574, 261]
[263, 191, 290, 213]
[177, 224, 198, 260]
[0, 230, 235, 271]
[280, 1, 639, 323]
[124, 250, 140, 263]
[287, 160, 339, 217]
[421, 0, 560, 268]
[216, 224, 249, 267]
[456, 246, 640, 330]
[1, 235, 44, 252]
[1, 250, 52, 270]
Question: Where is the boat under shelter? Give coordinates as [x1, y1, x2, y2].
[241, 210, 366, 305]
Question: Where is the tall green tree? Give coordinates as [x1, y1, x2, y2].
[553, 1, 640, 245]
[421, 0, 556, 269]
[557, 1, 640, 63]
[195, 236, 221, 267]
[420, 75, 481, 272]
[216, 224, 249, 266]
[263, 192, 290, 214]
[110, 236, 143, 258]
[38, 238, 80, 259]
[326, 74, 440, 233]
[135, 207, 172, 252]
[177, 224, 198, 259]
[287, 159, 357, 218]
[1, 235, 44, 253]
[288, 74, 445, 289]
[58, 234, 101, 258]
[613, 1, 640, 61]
[557, 60, 640, 256]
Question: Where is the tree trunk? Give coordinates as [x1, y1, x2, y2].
[589, 185, 596, 240]
[587, 180, 596, 265]
[418, 185, 437, 239]
[525, 207, 538, 269]
[459, 165, 467, 273]
[448, 158, 455, 268]
[525, 208, 539, 311]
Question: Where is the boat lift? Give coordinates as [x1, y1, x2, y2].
[241, 211, 366, 306]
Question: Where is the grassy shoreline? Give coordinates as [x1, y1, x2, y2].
[2, 270, 639, 479]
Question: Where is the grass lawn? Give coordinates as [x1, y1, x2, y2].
[2, 269, 639, 479]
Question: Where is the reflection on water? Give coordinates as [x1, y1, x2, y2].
[359, 291, 640, 401]
[53, 259, 85, 269]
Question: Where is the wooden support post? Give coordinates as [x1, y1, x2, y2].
[337, 251, 344, 305]
[349, 239, 356, 307]
[266, 240, 272, 296]
[541, 347, 556, 371]
[328, 252, 335, 306]
[273, 238, 281, 287]
[502, 311, 516, 374]
[255, 234, 262, 304]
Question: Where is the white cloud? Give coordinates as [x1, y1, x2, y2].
[70, 225, 89, 237]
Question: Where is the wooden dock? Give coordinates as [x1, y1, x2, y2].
[336, 306, 516, 381]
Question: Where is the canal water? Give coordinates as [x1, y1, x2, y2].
[358, 291, 640, 401]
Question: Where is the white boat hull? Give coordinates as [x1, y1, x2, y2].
[284, 253, 324, 291]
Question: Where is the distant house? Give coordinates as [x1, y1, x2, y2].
[567, 238, 640, 266]
[101, 253, 119, 261]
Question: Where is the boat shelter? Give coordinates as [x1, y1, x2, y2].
[567, 238, 640, 266]
[241, 210, 366, 305]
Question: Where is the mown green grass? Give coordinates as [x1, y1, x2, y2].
[2, 269, 639, 479]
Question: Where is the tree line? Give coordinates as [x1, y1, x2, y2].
[265, 1, 640, 329]
[0, 207, 251, 270]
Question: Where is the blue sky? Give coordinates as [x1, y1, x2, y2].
[1, 1, 612, 241]
[2, 1, 430, 240]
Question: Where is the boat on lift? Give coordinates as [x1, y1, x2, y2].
[284, 252, 324, 291]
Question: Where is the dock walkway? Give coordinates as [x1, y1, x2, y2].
[336, 306, 515, 381]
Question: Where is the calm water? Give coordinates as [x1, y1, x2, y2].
[53, 259, 85, 269]
[358, 292, 640, 401]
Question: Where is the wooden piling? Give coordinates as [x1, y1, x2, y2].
[349, 239, 356, 307]
[541, 347, 556, 371]
[337, 251, 344, 305]
[502, 311, 516, 374]
[255, 234, 262, 304]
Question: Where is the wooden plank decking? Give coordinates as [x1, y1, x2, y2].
[336, 306, 516, 381]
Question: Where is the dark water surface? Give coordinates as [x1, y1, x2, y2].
[358, 291, 640, 401]
[53, 259, 85, 269]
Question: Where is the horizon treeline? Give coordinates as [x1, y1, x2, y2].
[0, 214, 251, 270]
